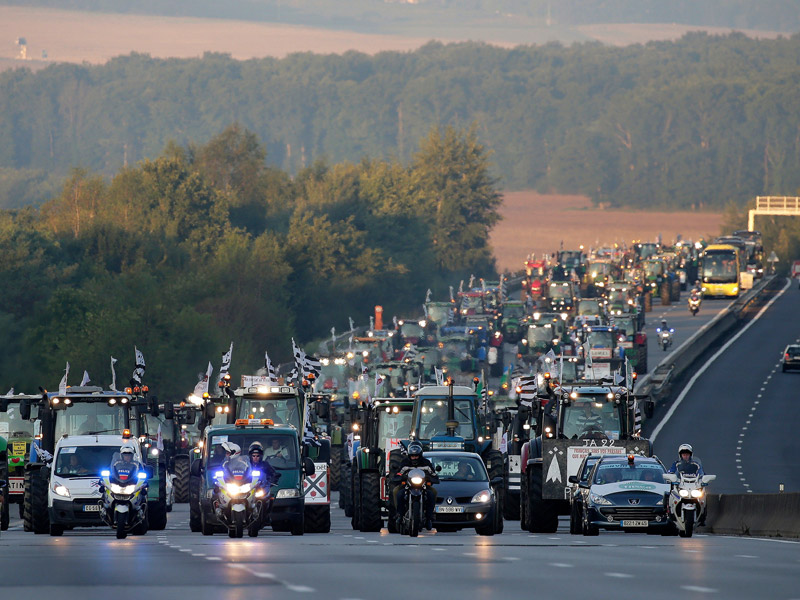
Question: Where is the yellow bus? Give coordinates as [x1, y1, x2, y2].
[701, 244, 741, 297]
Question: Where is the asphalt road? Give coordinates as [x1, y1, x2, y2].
[2, 502, 799, 600]
[651, 279, 800, 494]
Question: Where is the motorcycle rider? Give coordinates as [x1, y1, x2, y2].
[247, 441, 279, 488]
[393, 441, 439, 531]
[667, 443, 707, 525]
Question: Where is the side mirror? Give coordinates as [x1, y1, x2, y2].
[163, 401, 174, 421]
[578, 481, 590, 489]
[701, 474, 716, 484]
[149, 397, 160, 417]
[663, 473, 678, 483]
[490, 476, 504, 486]
[303, 457, 315, 476]
[0, 397, 8, 412]
[568, 475, 578, 484]
[204, 403, 216, 421]
[19, 398, 31, 421]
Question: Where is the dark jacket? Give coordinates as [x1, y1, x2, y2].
[393, 456, 440, 485]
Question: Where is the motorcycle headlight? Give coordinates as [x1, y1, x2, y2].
[679, 489, 690, 498]
[690, 489, 703, 498]
[53, 483, 71, 498]
[590, 492, 612, 506]
[471, 490, 492, 504]
[110, 483, 136, 494]
[276, 488, 301, 499]
[409, 476, 424, 486]
[226, 482, 249, 496]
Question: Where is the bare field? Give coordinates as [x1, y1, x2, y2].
[0, 6, 786, 71]
[490, 191, 722, 271]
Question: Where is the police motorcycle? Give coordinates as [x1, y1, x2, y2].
[663, 463, 716, 538]
[211, 454, 269, 538]
[688, 285, 702, 316]
[655, 321, 674, 351]
[99, 446, 150, 539]
[397, 465, 436, 538]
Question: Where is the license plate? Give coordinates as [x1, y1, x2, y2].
[83, 504, 101, 512]
[621, 520, 648, 527]
[12, 442, 26, 455]
[435, 506, 464, 514]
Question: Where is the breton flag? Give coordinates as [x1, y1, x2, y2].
[131, 347, 146, 386]
[633, 399, 642, 436]
[434, 368, 444, 386]
[517, 375, 538, 408]
[218, 341, 233, 384]
[477, 372, 489, 412]
[193, 362, 213, 397]
[264, 351, 278, 384]
[80, 370, 90, 387]
[292, 338, 321, 379]
[58, 362, 70, 395]
[303, 402, 321, 447]
[110, 357, 118, 391]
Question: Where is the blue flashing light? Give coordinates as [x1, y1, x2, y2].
[101, 470, 110, 477]
[252, 471, 261, 478]
[137, 472, 147, 480]
[215, 471, 223, 478]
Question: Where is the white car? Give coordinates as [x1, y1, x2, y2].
[48, 435, 145, 536]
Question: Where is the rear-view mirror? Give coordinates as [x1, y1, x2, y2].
[663, 473, 678, 483]
[19, 398, 31, 421]
[490, 476, 504, 486]
[568, 475, 578, 484]
[702, 474, 716, 484]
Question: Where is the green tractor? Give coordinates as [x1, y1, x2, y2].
[0, 395, 38, 526]
[349, 398, 414, 532]
[498, 301, 527, 345]
[642, 258, 680, 305]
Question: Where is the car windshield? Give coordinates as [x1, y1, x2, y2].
[703, 253, 738, 282]
[418, 399, 475, 440]
[549, 284, 571, 299]
[400, 322, 424, 338]
[461, 296, 483, 310]
[208, 433, 299, 470]
[527, 326, 554, 343]
[586, 330, 614, 348]
[607, 290, 627, 304]
[504, 305, 525, 319]
[54, 404, 128, 438]
[0, 403, 35, 439]
[562, 399, 621, 440]
[238, 397, 301, 430]
[428, 455, 488, 482]
[316, 363, 348, 391]
[644, 262, 663, 277]
[55, 445, 121, 477]
[427, 304, 452, 327]
[676, 461, 701, 475]
[594, 462, 666, 484]
[614, 319, 636, 337]
[377, 409, 412, 449]
[578, 300, 600, 315]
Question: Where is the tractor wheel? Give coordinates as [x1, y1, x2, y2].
[49, 523, 65, 536]
[340, 460, 353, 516]
[200, 509, 214, 536]
[329, 449, 341, 492]
[660, 284, 671, 306]
[1, 484, 9, 531]
[147, 478, 168, 531]
[359, 472, 383, 532]
[116, 512, 128, 539]
[304, 504, 331, 534]
[290, 514, 305, 536]
[28, 467, 50, 534]
[526, 464, 558, 533]
[519, 469, 529, 531]
[569, 501, 581, 535]
[636, 346, 648, 375]
[503, 489, 520, 521]
[188, 476, 201, 532]
[671, 279, 681, 302]
[643, 292, 652, 312]
[173, 456, 190, 503]
[350, 466, 361, 530]
[483, 449, 505, 531]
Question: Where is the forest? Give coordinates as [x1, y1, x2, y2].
[2, 34, 800, 210]
[0, 125, 500, 398]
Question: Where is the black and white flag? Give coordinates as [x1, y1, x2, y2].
[633, 398, 642, 435]
[218, 341, 233, 383]
[303, 402, 321, 447]
[264, 351, 278, 383]
[434, 367, 444, 386]
[131, 347, 146, 385]
[518, 375, 538, 407]
[110, 356, 118, 391]
[292, 338, 321, 379]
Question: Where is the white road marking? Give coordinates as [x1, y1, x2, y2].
[606, 572, 633, 578]
[286, 585, 315, 593]
[205, 556, 222, 561]
[651, 278, 791, 443]
[681, 586, 718, 593]
[736, 554, 758, 558]
[549, 563, 573, 568]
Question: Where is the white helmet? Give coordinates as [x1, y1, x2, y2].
[120, 444, 136, 458]
[221, 441, 241, 457]
[678, 443, 693, 456]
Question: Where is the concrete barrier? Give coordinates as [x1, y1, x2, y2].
[703, 492, 800, 538]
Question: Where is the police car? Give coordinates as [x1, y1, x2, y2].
[577, 454, 671, 535]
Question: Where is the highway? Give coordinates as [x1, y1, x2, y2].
[2, 503, 799, 600]
[651, 278, 800, 494]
